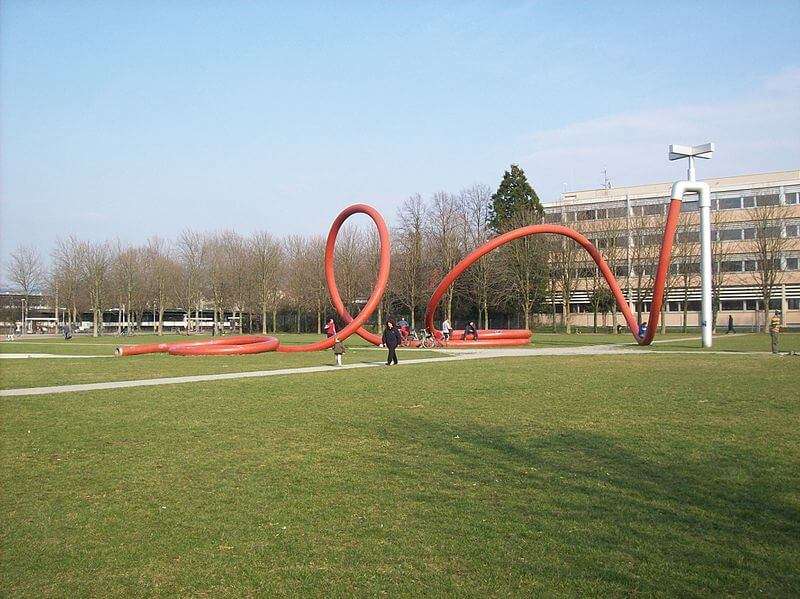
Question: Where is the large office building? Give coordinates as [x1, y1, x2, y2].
[542, 170, 800, 330]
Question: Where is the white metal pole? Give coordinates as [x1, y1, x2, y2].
[698, 186, 713, 348]
[669, 142, 714, 348]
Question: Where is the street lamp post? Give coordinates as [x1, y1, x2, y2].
[21, 297, 27, 335]
[668, 142, 715, 348]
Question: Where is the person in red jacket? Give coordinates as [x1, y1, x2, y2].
[324, 318, 336, 338]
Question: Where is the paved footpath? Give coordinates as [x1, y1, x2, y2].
[0, 343, 775, 398]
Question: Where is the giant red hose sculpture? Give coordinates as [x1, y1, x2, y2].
[117, 199, 682, 356]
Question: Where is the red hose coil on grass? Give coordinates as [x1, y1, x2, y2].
[117, 199, 682, 356]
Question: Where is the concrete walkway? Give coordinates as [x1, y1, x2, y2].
[0, 343, 777, 398]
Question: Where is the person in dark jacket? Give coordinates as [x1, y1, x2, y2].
[463, 321, 478, 341]
[381, 320, 401, 365]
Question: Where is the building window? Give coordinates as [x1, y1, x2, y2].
[681, 201, 699, 213]
[743, 228, 756, 240]
[758, 194, 781, 207]
[786, 192, 799, 205]
[721, 300, 743, 311]
[759, 226, 782, 238]
[719, 229, 742, 241]
[721, 260, 743, 272]
[607, 207, 628, 218]
[788, 298, 800, 310]
[543, 212, 562, 224]
[577, 209, 596, 221]
[745, 300, 759, 310]
[643, 203, 664, 216]
[786, 257, 799, 270]
[718, 197, 742, 210]
[744, 259, 758, 271]
[786, 224, 799, 237]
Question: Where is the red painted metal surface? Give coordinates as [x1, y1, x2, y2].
[118, 199, 682, 356]
[115, 335, 279, 356]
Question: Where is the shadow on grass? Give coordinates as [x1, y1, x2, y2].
[369, 414, 800, 594]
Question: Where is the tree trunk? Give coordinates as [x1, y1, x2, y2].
[660, 304, 667, 334]
[158, 306, 164, 336]
[296, 308, 301, 333]
[483, 299, 489, 330]
[93, 308, 100, 337]
[565, 298, 572, 334]
[271, 309, 277, 334]
[593, 308, 598, 333]
[262, 305, 268, 334]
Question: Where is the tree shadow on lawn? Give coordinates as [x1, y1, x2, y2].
[368, 414, 800, 594]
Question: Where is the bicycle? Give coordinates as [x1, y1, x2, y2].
[418, 328, 445, 349]
[400, 328, 420, 347]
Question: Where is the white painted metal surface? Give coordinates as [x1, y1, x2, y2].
[669, 142, 715, 348]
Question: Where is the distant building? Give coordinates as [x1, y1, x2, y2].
[542, 170, 800, 330]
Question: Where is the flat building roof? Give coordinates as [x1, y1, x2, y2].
[548, 169, 800, 208]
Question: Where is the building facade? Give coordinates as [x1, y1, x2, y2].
[542, 170, 800, 330]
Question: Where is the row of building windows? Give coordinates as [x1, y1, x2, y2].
[567, 256, 800, 279]
[584, 223, 799, 249]
[548, 190, 800, 222]
[553, 298, 800, 313]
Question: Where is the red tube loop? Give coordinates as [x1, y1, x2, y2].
[117, 204, 390, 357]
[425, 199, 682, 346]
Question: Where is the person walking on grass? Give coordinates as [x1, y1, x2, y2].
[332, 336, 345, 366]
[726, 314, 735, 334]
[441, 318, 452, 342]
[381, 320, 401, 365]
[769, 311, 782, 355]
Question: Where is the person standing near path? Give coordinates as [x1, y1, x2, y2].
[332, 337, 345, 366]
[441, 318, 451, 341]
[726, 315, 735, 334]
[382, 320, 401, 365]
[769, 311, 782, 354]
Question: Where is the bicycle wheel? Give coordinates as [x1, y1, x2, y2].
[422, 336, 435, 349]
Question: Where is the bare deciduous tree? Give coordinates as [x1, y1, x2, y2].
[250, 231, 283, 334]
[80, 241, 113, 337]
[6, 244, 44, 330]
[748, 203, 791, 331]
[392, 195, 428, 328]
[458, 184, 498, 329]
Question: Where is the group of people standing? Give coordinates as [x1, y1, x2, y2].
[324, 316, 481, 366]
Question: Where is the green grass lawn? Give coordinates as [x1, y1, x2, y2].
[2, 351, 798, 596]
[0, 334, 443, 390]
[646, 332, 800, 353]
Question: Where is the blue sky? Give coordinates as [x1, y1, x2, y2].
[2, 1, 799, 266]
